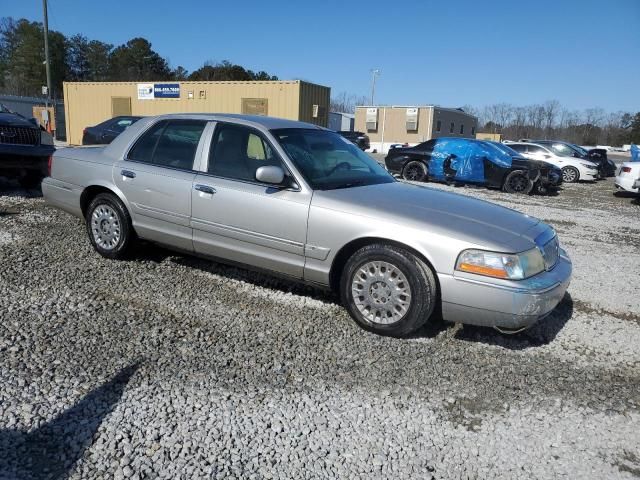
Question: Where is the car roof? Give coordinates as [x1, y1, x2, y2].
[149, 113, 324, 131]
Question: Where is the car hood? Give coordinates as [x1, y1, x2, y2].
[312, 181, 547, 252]
[0, 112, 38, 128]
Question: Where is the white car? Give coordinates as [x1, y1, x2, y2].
[507, 142, 600, 183]
[615, 162, 640, 194]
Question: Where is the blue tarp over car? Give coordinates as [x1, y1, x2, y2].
[428, 138, 513, 182]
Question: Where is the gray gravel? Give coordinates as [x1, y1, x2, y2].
[0, 175, 639, 479]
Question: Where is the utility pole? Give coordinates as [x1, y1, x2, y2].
[42, 0, 52, 106]
[370, 69, 380, 105]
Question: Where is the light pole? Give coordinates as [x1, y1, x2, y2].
[42, 0, 52, 106]
[370, 69, 380, 105]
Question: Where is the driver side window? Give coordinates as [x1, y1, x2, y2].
[208, 124, 284, 182]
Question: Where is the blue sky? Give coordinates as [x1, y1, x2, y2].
[3, 0, 639, 112]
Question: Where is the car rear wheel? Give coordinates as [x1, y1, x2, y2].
[503, 170, 534, 194]
[85, 193, 135, 259]
[561, 166, 580, 183]
[340, 244, 437, 337]
[402, 161, 428, 182]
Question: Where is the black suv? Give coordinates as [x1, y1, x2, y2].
[338, 131, 370, 150]
[0, 104, 55, 187]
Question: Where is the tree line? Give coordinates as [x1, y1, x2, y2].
[0, 17, 278, 99]
[464, 101, 640, 146]
[329, 92, 369, 114]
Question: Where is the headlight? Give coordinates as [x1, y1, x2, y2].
[580, 162, 597, 169]
[455, 248, 545, 280]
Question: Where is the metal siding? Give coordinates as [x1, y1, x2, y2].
[431, 108, 478, 140]
[63, 80, 328, 145]
[354, 106, 431, 143]
[298, 81, 330, 127]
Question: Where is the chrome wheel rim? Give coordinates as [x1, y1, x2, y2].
[351, 261, 412, 325]
[562, 168, 577, 182]
[91, 204, 121, 250]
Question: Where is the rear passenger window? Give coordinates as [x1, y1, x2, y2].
[127, 120, 206, 170]
[128, 121, 166, 162]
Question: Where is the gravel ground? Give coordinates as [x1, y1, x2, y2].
[0, 174, 639, 480]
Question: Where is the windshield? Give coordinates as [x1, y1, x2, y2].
[570, 144, 589, 156]
[485, 141, 520, 156]
[272, 128, 394, 190]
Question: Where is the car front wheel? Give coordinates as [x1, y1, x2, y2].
[503, 170, 534, 194]
[402, 161, 428, 182]
[561, 166, 580, 183]
[85, 193, 135, 259]
[341, 244, 437, 337]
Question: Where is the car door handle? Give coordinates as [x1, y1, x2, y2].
[194, 184, 216, 194]
[121, 170, 136, 179]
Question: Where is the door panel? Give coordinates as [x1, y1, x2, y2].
[191, 122, 310, 278]
[113, 161, 196, 251]
[112, 119, 208, 251]
[191, 175, 310, 277]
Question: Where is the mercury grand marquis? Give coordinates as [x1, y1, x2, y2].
[42, 114, 572, 336]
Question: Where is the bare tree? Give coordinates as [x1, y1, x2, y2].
[330, 92, 368, 114]
[495, 103, 514, 133]
[474, 100, 633, 146]
[542, 100, 560, 138]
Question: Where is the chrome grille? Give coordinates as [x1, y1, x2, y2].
[541, 236, 559, 270]
[0, 126, 39, 146]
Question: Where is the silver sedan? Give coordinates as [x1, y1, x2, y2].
[43, 114, 572, 336]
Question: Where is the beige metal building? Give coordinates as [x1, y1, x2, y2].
[475, 132, 502, 142]
[354, 106, 478, 153]
[63, 80, 330, 145]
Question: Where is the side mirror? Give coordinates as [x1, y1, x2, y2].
[255, 165, 285, 185]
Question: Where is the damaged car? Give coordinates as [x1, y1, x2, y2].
[384, 137, 559, 194]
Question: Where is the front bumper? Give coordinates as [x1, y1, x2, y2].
[0, 143, 55, 158]
[581, 168, 600, 180]
[439, 253, 572, 330]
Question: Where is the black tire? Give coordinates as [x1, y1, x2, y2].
[85, 193, 135, 259]
[340, 244, 437, 337]
[503, 170, 534, 194]
[402, 160, 428, 182]
[18, 172, 42, 188]
[534, 183, 548, 195]
[561, 166, 580, 183]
